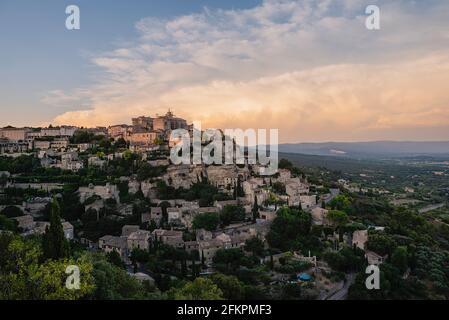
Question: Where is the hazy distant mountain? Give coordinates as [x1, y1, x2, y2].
[278, 141, 449, 158]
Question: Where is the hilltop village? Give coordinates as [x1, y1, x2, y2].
[1, 111, 448, 300]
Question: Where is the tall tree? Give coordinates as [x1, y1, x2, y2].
[169, 277, 224, 300]
[43, 198, 69, 260]
[252, 195, 259, 222]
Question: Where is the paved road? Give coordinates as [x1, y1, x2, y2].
[324, 188, 340, 204]
[418, 203, 445, 214]
[326, 273, 355, 300]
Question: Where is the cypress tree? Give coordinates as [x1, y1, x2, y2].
[252, 195, 259, 222]
[181, 258, 187, 277]
[191, 258, 198, 278]
[201, 250, 206, 268]
[234, 178, 243, 198]
[43, 198, 69, 260]
[233, 182, 237, 200]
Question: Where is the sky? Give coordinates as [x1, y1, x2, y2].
[0, 0, 448, 143]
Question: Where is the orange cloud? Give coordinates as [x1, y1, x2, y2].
[50, 0, 449, 142]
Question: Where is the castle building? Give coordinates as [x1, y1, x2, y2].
[132, 116, 153, 130]
[153, 110, 188, 131]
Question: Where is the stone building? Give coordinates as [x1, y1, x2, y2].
[164, 164, 204, 189]
[132, 116, 153, 130]
[108, 124, 132, 139]
[127, 230, 151, 251]
[150, 207, 163, 225]
[311, 207, 329, 225]
[0, 127, 30, 141]
[122, 225, 140, 237]
[352, 230, 368, 250]
[153, 110, 188, 131]
[78, 183, 120, 204]
[152, 229, 184, 248]
[98, 235, 128, 261]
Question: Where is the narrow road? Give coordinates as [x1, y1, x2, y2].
[324, 189, 340, 204]
[326, 273, 355, 300]
[418, 203, 445, 214]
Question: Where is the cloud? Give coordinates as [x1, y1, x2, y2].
[50, 0, 449, 142]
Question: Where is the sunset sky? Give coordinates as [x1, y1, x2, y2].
[1, 0, 449, 143]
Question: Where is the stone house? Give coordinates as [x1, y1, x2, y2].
[153, 229, 184, 248]
[214, 200, 238, 210]
[365, 251, 387, 265]
[141, 212, 151, 224]
[78, 183, 120, 204]
[258, 209, 277, 222]
[127, 230, 151, 251]
[311, 207, 329, 226]
[23, 197, 51, 216]
[62, 221, 74, 240]
[13, 215, 34, 231]
[198, 239, 224, 264]
[98, 235, 128, 261]
[122, 225, 140, 237]
[299, 195, 317, 209]
[352, 230, 368, 250]
[150, 207, 163, 225]
[167, 207, 182, 223]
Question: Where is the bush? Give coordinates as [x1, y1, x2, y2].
[1, 206, 24, 218]
[192, 212, 220, 231]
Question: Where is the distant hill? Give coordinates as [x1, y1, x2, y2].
[278, 141, 449, 158]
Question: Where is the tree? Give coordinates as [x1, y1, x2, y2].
[154, 137, 165, 145]
[0, 215, 17, 232]
[0, 173, 8, 187]
[329, 194, 351, 212]
[0, 234, 94, 300]
[323, 247, 366, 272]
[91, 257, 155, 299]
[136, 163, 167, 181]
[281, 283, 302, 299]
[278, 159, 293, 170]
[25, 256, 95, 300]
[107, 250, 125, 269]
[0, 155, 35, 174]
[220, 205, 245, 226]
[244, 237, 265, 257]
[252, 196, 259, 222]
[123, 150, 133, 161]
[244, 285, 268, 300]
[266, 207, 312, 251]
[130, 248, 150, 265]
[327, 210, 349, 229]
[114, 137, 127, 149]
[42, 198, 70, 260]
[60, 184, 84, 221]
[272, 182, 286, 194]
[210, 273, 244, 300]
[160, 201, 170, 224]
[169, 277, 224, 300]
[366, 232, 396, 256]
[213, 248, 258, 275]
[391, 246, 408, 273]
[191, 258, 199, 278]
[1, 206, 23, 218]
[118, 181, 130, 203]
[192, 212, 220, 231]
[70, 130, 95, 144]
[234, 179, 244, 198]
